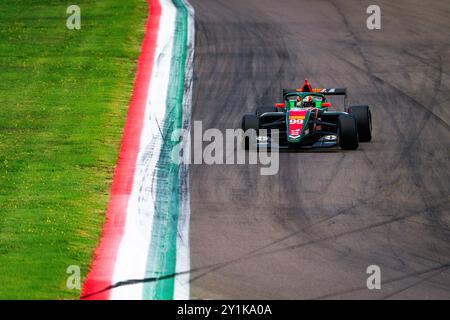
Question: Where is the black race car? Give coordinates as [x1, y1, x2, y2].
[241, 79, 372, 150]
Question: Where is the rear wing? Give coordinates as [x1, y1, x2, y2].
[282, 87, 347, 97]
[312, 88, 347, 96]
[283, 79, 347, 97]
[282, 79, 348, 109]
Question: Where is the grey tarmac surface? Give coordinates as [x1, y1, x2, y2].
[188, 0, 450, 299]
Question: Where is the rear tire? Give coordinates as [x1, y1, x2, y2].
[348, 105, 372, 142]
[256, 106, 278, 116]
[338, 114, 359, 150]
[241, 114, 259, 150]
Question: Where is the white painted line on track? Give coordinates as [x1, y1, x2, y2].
[110, 0, 177, 300]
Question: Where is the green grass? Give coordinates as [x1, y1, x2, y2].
[0, 0, 146, 299]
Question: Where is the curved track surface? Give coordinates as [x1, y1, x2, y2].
[188, 0, 450, 299]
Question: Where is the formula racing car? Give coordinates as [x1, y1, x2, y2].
[241, 79, 372, 150]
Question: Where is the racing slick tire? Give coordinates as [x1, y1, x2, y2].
[348, 105, 372, 142]
[256, 106, 278, 116]
[338, 114, 359, 150]
[241, 114, 259, 150]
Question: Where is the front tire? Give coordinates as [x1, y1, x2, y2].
[338, 114, 359, 150]
[348, 105, 372, 142]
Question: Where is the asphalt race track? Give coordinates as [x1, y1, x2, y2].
[188, 0, 450, 299]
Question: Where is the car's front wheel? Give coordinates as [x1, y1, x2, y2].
[338, 114, 359, 150]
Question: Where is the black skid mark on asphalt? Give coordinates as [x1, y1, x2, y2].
[310, 261, 450, 300]
[80, 267, 208, 300]
[81, 200, 449, 299]
[330, 49, 450, 293]
[136, 116, 167, 213]
[380, 267, 445, 300]
[188, 199, 386, 284]
[188, 200, 448, 286]
[329, 33, 450, 240]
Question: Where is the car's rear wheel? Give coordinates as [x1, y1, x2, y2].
[338, 114, 359, 150]
[256, 106, 278, 116]
[348, 105, 372, 142]
[241, 114, 259, 150]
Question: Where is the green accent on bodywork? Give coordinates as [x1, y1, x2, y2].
[289, 100, 296, 108]
[142, 0, 188, 300]
[284, 92, 327, 111]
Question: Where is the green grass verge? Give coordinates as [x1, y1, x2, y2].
[0, 0, 146, 299]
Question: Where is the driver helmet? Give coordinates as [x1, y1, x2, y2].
[302, 96, 313, 108]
